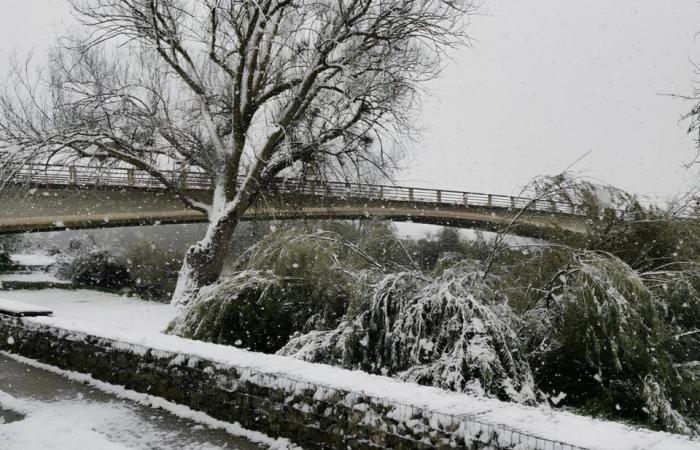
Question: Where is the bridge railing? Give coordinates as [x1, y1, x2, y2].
[4, 164, 606, 217]
[267, 177, 582, 215]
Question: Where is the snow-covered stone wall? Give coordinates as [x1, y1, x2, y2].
[0, 314, 579, 450]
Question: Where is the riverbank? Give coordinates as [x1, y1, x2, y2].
[0, 289, 698, 449]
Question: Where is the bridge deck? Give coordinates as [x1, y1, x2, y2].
[0, 164, 633, 236]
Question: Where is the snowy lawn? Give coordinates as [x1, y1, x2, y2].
[1, 289, 700, 450]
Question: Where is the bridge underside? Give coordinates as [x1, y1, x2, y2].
[0, 184, 587, 238]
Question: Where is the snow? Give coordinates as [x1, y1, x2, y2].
[2, 289, 700, 450]
[10, 253, 57, 267]
[0, 289, 172, 333]
[0, 400, 133, 450]
[0, 390, 33, 415]
[0, 298, 52, 316]
[0, 272, 70, 284]
[0, 353, 295, 450]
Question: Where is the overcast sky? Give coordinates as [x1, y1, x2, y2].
[2, 1, 700, 205]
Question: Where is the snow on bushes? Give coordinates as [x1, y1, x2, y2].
[167, 228, 372, 352]
[58, 250, 131, 290]
[521, 250, 697, 433]
[280, 260, 540, 405]
[168, 271, 294, 352]
[527, 172, 642, 219]
[168, 217, 700, 435]
[643, 268, 700, 427]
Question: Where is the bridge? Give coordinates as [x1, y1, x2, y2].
[0, 165, 591, 238]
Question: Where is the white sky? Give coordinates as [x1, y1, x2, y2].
[2, 1, 700, 205]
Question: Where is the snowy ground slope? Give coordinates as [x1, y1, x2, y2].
[2, 289, 700, 450]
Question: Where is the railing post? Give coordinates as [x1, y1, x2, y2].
[510, 196, 515, 209]
[436, 190, 441, 203]
[180, 171, 188, 189]
[408, 188, 414, 201]
[379, 185, 383, 199]
[487, 194, 492, 207]
[127, 169, 135, 186]
[68, 166, 77, 184]
[310, 180, 316, 195]
[463, 193, 468, 206]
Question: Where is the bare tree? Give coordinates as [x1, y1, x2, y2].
[0, 0, 472, 305]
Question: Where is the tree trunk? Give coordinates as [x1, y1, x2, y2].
[171, 215, 239, 307]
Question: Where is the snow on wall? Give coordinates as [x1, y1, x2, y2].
[0, 313, 698, 449]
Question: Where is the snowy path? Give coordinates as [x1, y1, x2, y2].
[9, 253, 57, 268]
[0, 272, 70, 285]
[0, 289, 174, 334]
[0, 354, 266, 450]
[1, 289, 700, 450]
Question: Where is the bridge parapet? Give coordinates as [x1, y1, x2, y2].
[6, 164, 584, 216]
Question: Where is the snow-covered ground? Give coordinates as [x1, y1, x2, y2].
[0, 272, 70, 285]
[0, 298, 53, 316]
[0, 354, 281, 450]
[1, 252, 68, 287]
[10, 253, 57, 268]
[0, 289, 172, 334]
[1, 289, 699, 450]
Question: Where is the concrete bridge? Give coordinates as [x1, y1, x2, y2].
[0, 165, 590, 238]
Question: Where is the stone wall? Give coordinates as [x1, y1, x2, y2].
[0, 315, 567, 449]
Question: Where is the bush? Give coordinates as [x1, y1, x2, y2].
[280, 260, 540, 405]
[61, 250, 131, 290]
[168, 227, 369, 352]
[520, 250, 694, 433]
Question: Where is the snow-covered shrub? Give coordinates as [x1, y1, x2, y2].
[644, 268, 700, 426]
[168, 271, 303, 352]
[528, 173, 700, 272]
[280, 260, 540, 404]
[59, 250, 131, 290]
[594, 214, 700, 273]
[522, 250, 694, 432]
[168, 228, 372, 352]
[528, 172, 641, 220]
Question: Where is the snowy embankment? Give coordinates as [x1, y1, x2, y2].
[1, 289, 699, 450]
